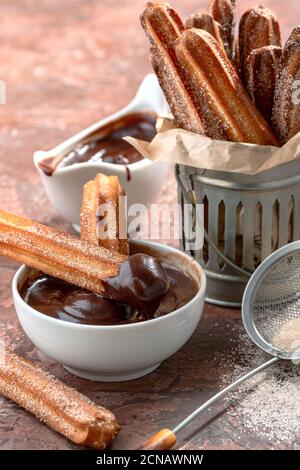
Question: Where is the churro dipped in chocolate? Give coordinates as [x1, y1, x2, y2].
[0, 348, 119, 449]
[0, 209, 125, 294]
[0, 210, 169, 314]
[246, 45, 282, 124]
[272, 27, 300, 144]
[81, 174, 128, 255]
[210, 0, 236, 60]
[174, 29, 279, 145]
[141, 2, 208, 135]
[239, 6, 281, 83]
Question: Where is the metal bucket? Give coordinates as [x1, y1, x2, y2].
[176, 160, 300, 307]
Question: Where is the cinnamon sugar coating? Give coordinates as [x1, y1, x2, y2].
[210, 0, 236, 60]
[0, 209, 126, 294]
[272, 26, 300, 144]
[175, 29, 279, 145]
[246, 45, 282, 124]
[141, 2, 207, 135]
[239, 6, 281, 84]
[81, 174, 128, 255]
[0, 349, 120, 449]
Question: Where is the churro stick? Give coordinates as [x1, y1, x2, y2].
[0, 349, 119, 449]
[141, 2, 208, 136]
[234, 37, 241, 74]
[239, 6, 281, 83]
[175, 29, 279, 146]
[0, 209, 126, 294]
[143, 3, 229, 139]
[186, 12, 225, 53]
[210, 0, 236, 60]
[246, 45, 282, 124]
[272, 27, 300, 144]
[80, 179, 100, 247]
[81, 174, 128, 255]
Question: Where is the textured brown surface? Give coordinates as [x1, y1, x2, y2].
[0, 0, 298, 451]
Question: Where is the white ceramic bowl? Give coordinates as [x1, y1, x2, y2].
[33, 75, 169, 231]
[12, 241, 206, 382]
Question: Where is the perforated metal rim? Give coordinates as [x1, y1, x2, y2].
[242, 241, 300, 361]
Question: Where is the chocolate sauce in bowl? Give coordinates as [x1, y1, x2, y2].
[21, 254, 198, 326]
[39, 112, 157, 176]
[102, 254, 170, 316]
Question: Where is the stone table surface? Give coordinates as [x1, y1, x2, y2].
[0, 0, 299, 451]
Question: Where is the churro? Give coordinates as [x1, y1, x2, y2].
[174, 28, 279, 145]
[246, 45, 282, 124]
[141, 2, 208, 135]
[0, 209, 126, 294]
[239, 6, 281, 83]
[81, 174, 128, 255]
[185, 13, 225, 53]
[210, 0, 236, 60]
[272, 27, 300, 144]
[0, 348, 119, 448]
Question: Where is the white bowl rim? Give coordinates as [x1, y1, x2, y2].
[12, 240, 206, 331]
[33, 73, 167, 176]
[33, 146, 154, 175]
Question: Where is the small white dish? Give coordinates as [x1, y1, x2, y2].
[33, 75, 170, 230]
[12, 241, 206, 382]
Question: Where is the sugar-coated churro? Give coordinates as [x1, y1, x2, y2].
[0, 209, 126, 294]
[239, 5, 281, 83]
[272, 27, 300, 144]
[174, 28, 279, 145]
[186, 12, 225, 53]
[141, 2, 208, 135]
[81, 174, 128, 255]
[246, 45, 282, 124]
[210, 0, 236, 60]
[0, 348, 119, 449]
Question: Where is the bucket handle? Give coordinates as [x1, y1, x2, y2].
[175, 165, 252, 279]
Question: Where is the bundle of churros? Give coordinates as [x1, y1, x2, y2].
[141, 1, 300, 147]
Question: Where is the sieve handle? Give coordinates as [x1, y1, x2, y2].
[171, 357, 279, 436]
[175, 165, 252, 278]
[138, 357, 278, 449]
[139, 429, 177, 450]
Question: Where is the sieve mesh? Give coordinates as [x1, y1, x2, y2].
[252, 252, 300, 355]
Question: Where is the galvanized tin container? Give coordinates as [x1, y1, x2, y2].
[176, 160, 300, 307]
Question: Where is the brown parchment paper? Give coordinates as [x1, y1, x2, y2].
[125, 118, 300, 176]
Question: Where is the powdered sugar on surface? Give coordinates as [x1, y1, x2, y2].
[219, 330, 300, 446]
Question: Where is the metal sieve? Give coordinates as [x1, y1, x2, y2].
[139, 241, 300, 450]
[243, 241, 300, 362]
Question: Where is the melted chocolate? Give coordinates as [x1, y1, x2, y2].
[21, 255, 198, 326]
[103, 254, 170, 316]
[39, 112, 157, 176]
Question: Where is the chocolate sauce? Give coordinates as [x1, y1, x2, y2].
[21, 255, 198, 326]
[102, 254, 170, 316]
[39, 112, 157, 176]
